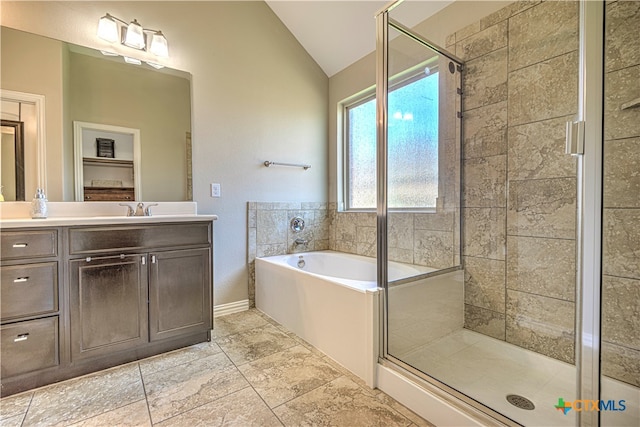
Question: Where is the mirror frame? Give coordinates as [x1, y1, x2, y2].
[0, 89, 46, 196]
[1, 119, 25, 200]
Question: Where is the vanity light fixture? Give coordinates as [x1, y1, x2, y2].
[97, 13, 169, 58]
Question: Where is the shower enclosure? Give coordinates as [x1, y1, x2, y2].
[375, 1, 639, 426]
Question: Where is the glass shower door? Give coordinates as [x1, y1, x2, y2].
[377, 1, 583, 425]
[600, 1, 640, 425]
[380, 21, 463, 364]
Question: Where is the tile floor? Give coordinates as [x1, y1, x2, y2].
[0, 309, 433, 427]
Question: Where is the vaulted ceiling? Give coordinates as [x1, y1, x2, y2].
[265, 1, 454, 77]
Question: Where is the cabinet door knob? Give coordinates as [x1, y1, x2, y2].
[14, 333, 29, 342]
[13, 277, 29, 283]
[12, 243, 28, 248]
[151, 255, 157, 264]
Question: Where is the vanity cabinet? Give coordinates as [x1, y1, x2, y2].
[0, 228, 62, 381]
[149, 248, 211, 342]
[0, 220, 213, 397]
[69, 254, 148, 361]
[67, 222, 212, 364]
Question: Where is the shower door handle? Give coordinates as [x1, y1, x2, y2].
[566, 120, 585, 156]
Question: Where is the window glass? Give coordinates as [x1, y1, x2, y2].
[346, 72, 439, 209]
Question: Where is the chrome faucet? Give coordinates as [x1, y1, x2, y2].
[294, 238, 309, 245]
[119, 202, 158, 216]
[134, 203, 145, 216]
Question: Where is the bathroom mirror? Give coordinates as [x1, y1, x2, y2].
[1, 119, 25, 201]
[0, 26, 192, 202]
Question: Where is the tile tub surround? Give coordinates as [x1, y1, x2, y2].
[0, 309, 433, 427]
[451, 0, 580, 364]
[247, 202, 331, 307]
[247, 202, 457, 307]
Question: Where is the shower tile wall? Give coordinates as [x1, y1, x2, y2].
[602, 0, 640, 387]
[449, 0, 579, 364]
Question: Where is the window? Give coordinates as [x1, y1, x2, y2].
[344, 72, 439, 210]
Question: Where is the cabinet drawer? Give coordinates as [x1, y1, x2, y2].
[1, 262, 58, 320]
[1, 230, 57, 260]
[1, 317, 59, 378]
[69, 222, 211, 254]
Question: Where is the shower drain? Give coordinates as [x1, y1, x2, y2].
[506, 394, 535, 410]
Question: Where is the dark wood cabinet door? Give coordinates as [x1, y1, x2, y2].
[69, 254, 148, 361]
[149, 248, 211, 342]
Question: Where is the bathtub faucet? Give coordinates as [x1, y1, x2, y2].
[294, 238, 309, 245]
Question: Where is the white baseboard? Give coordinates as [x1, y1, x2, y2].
[213, 299, 249, 318]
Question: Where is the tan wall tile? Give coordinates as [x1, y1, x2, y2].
[414, 229, 454, 269]
[604, 65, 640, 141]
[602, 275, 640, 350]
[464, 304, 505, 340]
[601, 341, 640, 387]
[604, 137, 640, 208]
[463, 101, 508, 159]
[506, 236, 575, 301]
[508, 0, 578, 71]
[463, 48, 508, 111]
[508, 51, 578, 126]
[456, 21, 507, 62]
[463, 155, 506, 208]
[605, 0, 640, 72]
[464, 256, 506, 313]
[508, 116, 577, 181]
[603, 208, 640, 280]
[506, 290, 575, 364]
[479, 0, 542, 31]
[463, 207, 506, 260]
[507, 177, 576, 239]
[256, 210, 288, 245]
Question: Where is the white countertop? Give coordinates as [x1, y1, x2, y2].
[0, 201, 217, 229]
[0, 214, 218, 229]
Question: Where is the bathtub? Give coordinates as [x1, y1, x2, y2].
[255, 250, 433, 386]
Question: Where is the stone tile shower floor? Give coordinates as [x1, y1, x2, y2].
[0, 309, 433, 427]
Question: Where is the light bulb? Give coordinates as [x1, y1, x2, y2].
[124, 19, 145, 49]
[149, 32, 169, 57]
[97, 14, 118, 43]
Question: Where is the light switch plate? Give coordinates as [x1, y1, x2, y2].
[211, 183, 221, 198]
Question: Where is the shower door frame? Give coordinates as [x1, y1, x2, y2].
[375, 0, 607, 426]
[374, 2, 517, 425]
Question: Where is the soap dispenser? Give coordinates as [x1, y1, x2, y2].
[31, 188, 48, 219]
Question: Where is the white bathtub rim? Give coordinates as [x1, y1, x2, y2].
[256, 250, 433, 293]
[256, 251, 376, 293]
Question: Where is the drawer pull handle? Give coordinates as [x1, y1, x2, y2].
[13, 277, 29, 283]
[14, 333, 29, 342]
[12, 243, 28, 248]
